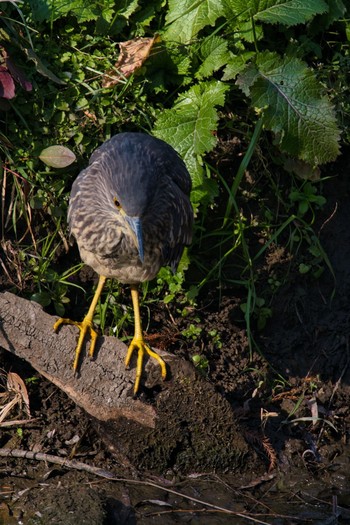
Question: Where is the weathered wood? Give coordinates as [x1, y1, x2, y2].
[0, 291, 159, 426]
[0, 291, 248, 471]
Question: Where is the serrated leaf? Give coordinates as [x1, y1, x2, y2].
[39, 146, 76, 168]
[120, 0, 140, 19]
[196, 36, 230, 80]
[164, 0, 224, 44]
[28, 0, 117, 22]
[315, 0, 346, 28]
[223, 0, 328, 26]
[153, 81, 228, 203]
[222, 51, 255, 80]
[237, 52, 340, 165]
[238, 19, 264, 42]
[253, 0, 328, 26]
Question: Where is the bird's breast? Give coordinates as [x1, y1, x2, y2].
[78, 244, 162, 284]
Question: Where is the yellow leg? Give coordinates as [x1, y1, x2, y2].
[53, 275, 107, 371]
[125, 284, 167, 394]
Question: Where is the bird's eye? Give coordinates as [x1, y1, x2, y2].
[114, 197, 121, 209]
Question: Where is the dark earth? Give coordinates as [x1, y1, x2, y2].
[1, 149, 350, 524]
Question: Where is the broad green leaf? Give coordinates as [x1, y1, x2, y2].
[222, 51, 255, 80]
[223, 0, 328, 26]
[154, 81, 228, 203]
[237, 52, 340, 165]
[29, 0, 92, 22]
[28, 0, 118, 22]
[31, 292, 51, 307]
[196, 36, 230, 80]
[39, 145, 76, 168]
[253, 0, 328, 26]
[222, 0, 249, 17]
[120, 0, 140, 19]
[164, 0, 224, 44]
[315, 0, 346, 28]
[236, 19, 264, 42]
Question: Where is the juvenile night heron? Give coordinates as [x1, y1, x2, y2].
[54, 132, 193, 393]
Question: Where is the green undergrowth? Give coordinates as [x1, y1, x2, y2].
[0, 0, 349, 366]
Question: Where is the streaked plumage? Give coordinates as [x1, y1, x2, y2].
[69, 132, 193, 283]
[55, 132, 193, 393]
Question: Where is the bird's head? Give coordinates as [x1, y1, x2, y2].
[93, 133, 161, 264]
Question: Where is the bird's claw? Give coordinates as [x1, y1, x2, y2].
[125, 337, 167, 394]
[53, 317, 98, 371]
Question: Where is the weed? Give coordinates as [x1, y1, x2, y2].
[208, 329, 223, 350]
[25, 376, 39, 385]
[22, 230, 84, 315]
[181, 324, 202, 341]
[191, 354, 209, 375]
[241, 298, 272, 331]
[289, 181, 327, 222]
[93, 281, 131, 339]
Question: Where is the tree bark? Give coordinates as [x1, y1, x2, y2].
[0, 291, 248, 472]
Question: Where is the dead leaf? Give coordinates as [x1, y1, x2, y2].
[0, 66, 15, 99]
[102, 35, 159, 88]
[306, 396, 319, 426]
[6, 57, 32, 92]
[0, 371, 31, 423]
[39, 145, 76, 168]
[7, 371, 30, 417]
[283, 157, 321, 180]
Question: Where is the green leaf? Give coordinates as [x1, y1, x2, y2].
[223, 0, 328, 26]
[315, 0, 346, 28]
[28, 0, 118, 23]
[195, 36, 231, 80]
[28, 0, 51, 22]
[24, 48, 66, 85]
[237, 52, 340, 165]
[164, 0, 224, 44]
[39, 145, 76, 168]
[299, 263, 310, 274]
[54, 302, 66, 317]
[222, 51, 255, 80]
[153, 81, 229, 203]
[119, 0, 140, 20]
[31, 292, 51, 307]
[253, 0, 328, 26]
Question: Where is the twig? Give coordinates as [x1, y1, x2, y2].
[0, 448, 116, 479]
[0, 418, 38, 428]
[318, 202, 338, 236]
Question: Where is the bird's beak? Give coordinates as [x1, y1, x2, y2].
[125, 216, 144, 263]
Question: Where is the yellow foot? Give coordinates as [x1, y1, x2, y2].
[53, 317, 98, 371]
[125, 337, 167, 394]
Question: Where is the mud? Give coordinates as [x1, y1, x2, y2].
[1, 151, 350, 523]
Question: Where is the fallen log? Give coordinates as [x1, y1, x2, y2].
[0, 291, 248, 472]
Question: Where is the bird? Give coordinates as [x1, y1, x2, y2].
[54, 132, 193, 394]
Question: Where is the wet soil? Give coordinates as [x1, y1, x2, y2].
[1, 152, 350, 523]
